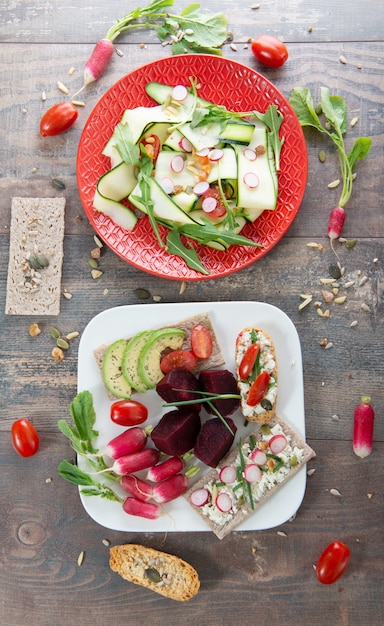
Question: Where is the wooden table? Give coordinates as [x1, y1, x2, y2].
[1, 1, 383, 624]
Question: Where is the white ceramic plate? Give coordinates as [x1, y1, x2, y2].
[77, 301, 306, 533]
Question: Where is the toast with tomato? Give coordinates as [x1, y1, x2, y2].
[235, 327, 277, 423]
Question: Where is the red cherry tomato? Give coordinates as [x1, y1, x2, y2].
[160, 349, 197, 374]
[246, 371, 270, 406]
[140, 134, 161, 161]
[238, 343, 260, 380]
[11, 418, 40, 457]
[40, 102, 78, 137]
[316, 541, 351, 585]
[190, 324, 213, 359]
[110, 400, 148, 427]
[251, 35, 288, 68]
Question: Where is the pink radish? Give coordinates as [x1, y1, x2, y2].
[112, 448, 160, 475]
[244, 148, 257, 161]
[105, 427, 147, 459]
[120, 475, 153, 502]
[147, 456, 184, 483]
[193, 181, 210, 195]
[353, 395, 375, 458]
[178, 136, 193, 152]
[159, 177, 175, 194]
[327, 206, 346, 240]
[243, 463, 262, 483]
[269, 433, 287, 454]
[190, 488, 210, 507]
[250, 448, 267, 466]
[123, 496, 160, 520]
[219, 465, 237, 484]
[196, 147, 210, 158]
[215, 492, 233, 513]
[172, 84, 189, 101]
[170, 154, 185, 173]
[202, 196, 218, 214]
[208, 148, 224, 162]
[72, 39, 114, 98]
[243, 172, 259, 188]
[152, 474, 188, 503]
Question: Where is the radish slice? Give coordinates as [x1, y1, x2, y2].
[215, 492, 233, 513]
[208, 148, 224, 162]
[159, 177, 175, 194]
[170, 154, 185, 173]
[244, 148, 257, 161]
[243, 172, 260, 188]
[202, 196, 218, 213]
[250, 448, 267, 466]
[195, 147, 210, 158]
[190, 488, 210, 507]
[171, 84, 188, 101]
[243, 463, 262, 483]
[219, 465, 237, 484]
[178, 136, 193, 152]
[193, 181, 210, 195]
[269, 433, 288, 454]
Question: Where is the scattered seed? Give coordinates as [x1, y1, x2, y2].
[317, 308, 324, 317]
[307, 468, 316, 476]
[57, 338, 69, 350]
[331, 414, 339, 421]
[350, 320, 358, 327]
[334, 295, 347, 304]
[102, 538, 111, 546]
[320, 277, 335, 285]
[90, 247, 101, 259]
[29, 323, 41, 337]
[63, 291, 73, 300]
[344, 280, 355, 288]
[356, 62, 362, 69]
[324, 341, 334, 349]
[308, 26, 313, 33]
[144, 568, 162, 584]
[359, 276, 368, 287]
[277, 530, 287, 537]
[41, 91, 47, 101]
[251, 3, 261, 8]
[373, 257, 378, 263]
[66, 331, 80, 341]
[52, 346, 65, 361]
[318, 150, 326, 163]
[45, 477, 52, 483]
[345, 238, 357, 249]
[134, 287, 151, 300]
[323, 309, 331, 318]
[57, 80, 69, 94]
[115, 48, 124, 57]
[330, 488, 342, 497]
[328, 179, 341, 188]
[332, 287, 339, 295]
[338, 55, 347, 64]
[93, 235, 103, 248]
[77, 551, 85, 566]
[71, 100, 86, 107]
[52, 178, 66, 190]
[350, 116, 359, 127]
[319, 338, 328, 347]
[307, 241, 321, 248]
[329, 264, 342, 279]
[361, 302, 371, 312]
[230, 43, 238, 51]
[298, 295, 312, 311]
[367, 493, 373, 500]
[322, 290, 334, 303]
[88, 257, 99, 269]
[152, 295, 162, 302]
[185, 28, 194, 35]
[179, 281, 187, 295]
[69, 67, 76, 75]
[50, 326, 61, 340]
[103, 288, 109, 296]
[91, 269, 103, 279]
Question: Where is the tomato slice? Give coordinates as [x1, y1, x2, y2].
[316, 541, 351, 584]
[11, 418, 40, 457]
[190, 324, 213, 359]
[238, 343, 260, 380]
[246, 371, 270, 406]
[110, 400, 148, 427]
[160, 349, 197, 374]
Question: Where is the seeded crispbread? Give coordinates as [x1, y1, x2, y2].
[109, 544, 200, 601]
[184, 416, 316, 540]
[5, 197, 66, 315]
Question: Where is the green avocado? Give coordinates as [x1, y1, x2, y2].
[121, 330, 154, 394]
[137, 328, 185, 389]
[102, 338, 131, 399]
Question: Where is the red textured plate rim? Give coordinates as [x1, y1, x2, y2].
[77, 54, 307, 281]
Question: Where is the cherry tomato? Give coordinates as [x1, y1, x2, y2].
[246, 371, 270, 406]
[190, 324, 213, 359]
[140, 134, 161, 161]
[238, 343, 260, 380]
[160, 349, 197, 374]
[40, 102, 78, 137]
[251, 35, 288, 69]
[110, 400, 148, 427]
[11, 418, 40, 457]
[316, 541, 351, 585]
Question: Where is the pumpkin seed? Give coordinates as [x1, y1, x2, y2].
[57, 338, 69, 350]
[144, 568, 162, 584]
[88, 257, 99, 269]
[261, 398, 273, 411]
[52, 178, 66, 190]
[329, 264, 342, 279]
[50, 326, 61, 339]
[28, 253, 49, 270]
[345, 239, 357, 249]
[134, 287, 151, 300]
[318, 150, 326, 163]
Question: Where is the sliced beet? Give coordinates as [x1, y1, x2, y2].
[198, 369, 240, 416]
[151, 408, 201, 456]
[156, 368, 201, 412]
[194, 417, 237, 467]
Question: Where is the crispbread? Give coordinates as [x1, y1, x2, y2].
[109, 544, 200, 601]
[184, 416, 316, 540]
[5, 197, 66, 315]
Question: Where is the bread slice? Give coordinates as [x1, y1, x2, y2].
[184, 416, 316, 540]
[109, 544, 200, 601]
[235, 326, 278, 423]
[5, 197, 66, 315]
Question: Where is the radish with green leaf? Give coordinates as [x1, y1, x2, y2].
[353, 396, 374, 458]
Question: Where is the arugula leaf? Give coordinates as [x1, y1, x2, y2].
[180, 218, 262, 248]
[254, 105, 284, 171]
[114, 123, 140, 166]
[166, 228, 210, 274]
[190, 103, 244, 129]
[136, 152, 164, 249]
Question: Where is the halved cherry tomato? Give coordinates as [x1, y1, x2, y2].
[40, 102, 78, 137]
[140, 134, 161, 161]
[246, 371, 270, 406]
[251, 35, 288, 69]
[11, 418, 40, 457]
[110, 400, 148, 427]
[160, 350, 197, 374]
[190, 324, 213, 359]
[316, 541, 351, 585]
[238, 343, 260, 380]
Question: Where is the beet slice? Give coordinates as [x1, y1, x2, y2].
[151, 409, 201, 456]
[198, 369, 240, 416]
[194, 417, 237, 467]
[156, 368, 201, 412]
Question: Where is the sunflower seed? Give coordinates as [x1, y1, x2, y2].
[330, 488, 342, 497]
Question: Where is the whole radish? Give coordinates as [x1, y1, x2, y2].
[72, 39, 114, 98]
[327, 206, 346, 240]
[353, 395, 374, 458]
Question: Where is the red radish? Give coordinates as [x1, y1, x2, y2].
[243, 172, 260, 188]
[172, 84, 188, 101]
[123, 496, 160, 520]
[244, 148, 257, 161]
[72, 39, 114, 97]
[243, 463, 262, 483]
[159, 177, 175, 194]
[353, 395, 374, 458]
[112, 448, 160, 475]
[208, 148, 224, 162]
[219, 465, 237, 484]
[152, 474, 188, 503]
[202, 195, 218, 213]
[178, 136, 193, 152]
[190, 488, 209, 507]
[170, 154, 185, 173]
[105, 427, 147, 459]
[120, 475, 153, 502]
[250, 448, 267, 466]
[147, 456, 184, 483]
[193, 181, 210, 195]
[327, 206, 346, 240]
[269, 433, 288, 455]
[196, 147, 210, 158]
[215, 492, 233, 513]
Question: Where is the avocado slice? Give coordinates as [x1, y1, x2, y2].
[138, 328, 185, 389]
[121, 330, 154, 394]
[102, 338, 132, 399]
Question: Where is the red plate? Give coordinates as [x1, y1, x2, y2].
[77, 55, 307, 281]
